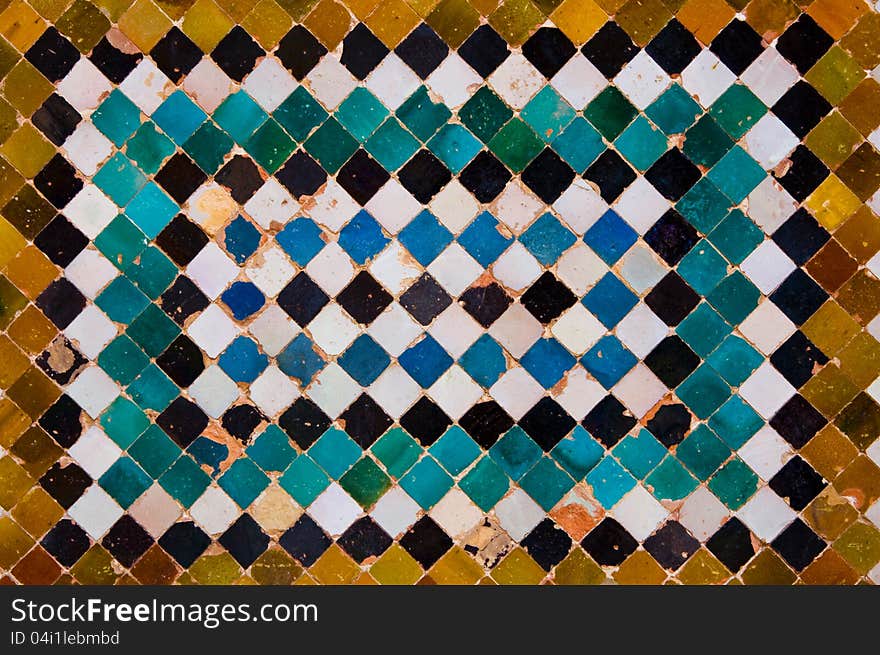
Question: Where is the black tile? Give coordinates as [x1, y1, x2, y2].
[770, 332, 828, 389]
[518, 397, 575, 451]
[769, 455, 827, 511]
[159, 521, 210, 567]
[36, 279, 85, 329]
[583, 149, 636, 202]
[644, 272, 700, 326]
[39, 395, 82, 448]
[279, 398, 331, 449]
[156, 397, 209, 448]
[279, 515, 331, 566]
[459, 281, 512, 328]
[399, 273, 452, 325]
[646, 403, 692, 448]
[522, 273, 577, 323]
[155, 335, 205, 389]
[397, 149, 451, 203]
[582, 395, 636, 448]
[341, 23, 388, 80]
[400, 516, 451, 568]
[458, 24, 509, 77]
[39, 462, 90, 509]
[221, 404, 265, 442]
[34, 155, 82, 209]
[339, 394, 393, 448]
[216, 154, 265, 203]
[458, 400, 513, 449]
[776, 14, 833, 75]
[772, 147, 829, 203]
[337, 273, 393, 325]
[335, 149, 389, 204]
[644, 521, 699, 570]
[522, 519, 572, 570]
[582, 22, 638, 78]
[400, 397, 452, 447]
[219, 514, 269, 568]
[395, 23, 448, 78]
[709, 18, 764, 75]
[522, 27, 576, 78]
[771, 518, 825, 571]
[42, 519, 90, 567]
[25, 27, 79, 81]
[272, 152, 324, 200]
[150, 26, 203, 82]
[277, 273, 330, 326]
[521, 148, 575, 203]
[772, 81, 832, 138]
[645, 149, 701, 201]
[156, 215, 209, 267]
[32, 94, 81, 146]
[644, 209, 699, 266]
[211, 26, 264, 82]
[581, 518, 637, 566]
[276, 26, 327, 80]
[102, 515, 153, 567]
[459, 151, 511, 202]
[90, 35, 143, 84]
[36, 215, 87, 268]
[769, 269, 827, 325]
[338, 517, 392, 563]
[645, 336, 700, 389]
[37, 338, 86, 385]
[706, 517, 755, 572]
[160, 276, 210, 325]
[772, 208, 829, 264]
[155, 152, 208, 204]
[645, 19, 700, 75]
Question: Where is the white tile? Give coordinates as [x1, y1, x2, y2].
[248, 305, 299, 357]
[365, 179, 422, 234]
[552, 303, 606, 355]
[551, 53, 606, 109]
[119, 59, 173, 114]
[245, 245, 295, 297]
[493, 489, 544, 540]
[740, 48, 799, 106]
[429, 179, 479, 232]
[305, 242, 354, 296]
[66, 366, 120, 418]
[64, 305, 117, 360]
[493, 180, 544, 234]
[58, 59, 113, 113]
[427, 243, 483, 296]
[680, 50, 736, 107]
[306, 363, 360, 417]
[492, 241, 541, 292]
[186, 242, 239, 300]
[67, 426, 121, 479]
[190, 486, 240, 534]
[488, 54, 543, 109]
[367, 303, 422, 356]
[425, 53, 481, 109]
[613, 364, 666, 419]
[738, 300, 796, 355]
[736, 485, 796, 540]
[619, 245, 667, 295]
[64, 184, 117, 238]
[738, 425, 793, 481]
[611, 485, 669, 540]
[182, 59, 233, 113]
[554, 366, 606, 420]
[613, 176, 670, 235]
[242, 57, 298, 111]
[308, 304, 359, 356]
[615, 303, 668, 358]
[552, 179, 607, 234]
[68, 485, 123, 539]
[428, 365, 483, 419]
[428, 303, 483, 359]
[368, 363, 421, 418]
[308, 483, 362, 536]
[678, 486, 730, 542]
[489, 367, 543, 420]
[365, 53, 420, 110]
[244, 178, 299, 230]
[370, 486, 420, 536]
[747, 177, 797, 235]
[613, 50, 671, 110]
[739, 361, 796, 419]
[306, 55, 357, 110]
[740, 239, 795, 294]
[369, 241, 421, 296]
[63, 123, 113, 176]
[65, 248, 117, 299]
[187, 304, 240, 358]
[430, 488, 483, 538]
[556, 242, 607, 295]
[489, 303, 543, 358]
[307, 179, 359, 232]
[249, 365, 300, 416]
[188, 365, 240, 418]
[744, 113, 799, 169]
[128, 484, 181, 538]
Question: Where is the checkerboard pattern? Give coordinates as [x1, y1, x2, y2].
[2, 0, 880, 585]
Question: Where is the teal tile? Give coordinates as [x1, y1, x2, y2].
[615, 116, 668, 171]
[551, 426, 603, 480]
[706, 271, 761, 325]
[676, 364, 731, 419]
[676, 177, 731, 233]
[219, 458, 270, 508]
[584, 86, 637, 140]
[95, 277, 150, 324]
[709, 84, 766, 139]
[708, 395, 763, 449]
[676, 239, 728, 296]
[613, 429, 666, 479]
[676, 302, 731, 358]
[707, 146, 766, 204]
[126, 303, 180, 357]
[521, 86, 575, 142]
[706, 335, 763, 386]
[365, 117, 419, 171]
[645, 84, 702, 135]
[128, 424, 181, 478]
[339, 457, 391, 508]
[397, 86, 452, 142]
[520, 457, 575, 510]
[183, 121, 234, 173]
[92, 89, 141, 146]
[159, 455, 211, 507]
[245, 118, 296, 172]
[645, 455, 699, 501]
[127, 364, 178, 412]
[125, 122, 175, 174]
[400, 456, 453, 509]
[303, 117, 359, 173]
[98, 334, 149, 385]
[309, 428, 361, 479]
[336, 87, 388, 142]
[371, 428, 420, 478]
[93, 153, 147, 206]
[274, 87, 328, 141]
[708, 457, 758, 509]
[708, 210, 763, 264]
[279, 455, 330, 506]
[459, 457, 509, 511]
[676, 424, 731, 481]
[152, 90, 206, 144]
[214, 91, 268, 142]
[552, 117, 604, 172]
[585, 456, 634, 508]
[489, 426, 542, 481]
[99, 457, 151, 507]
[123, 245, 177, 299]
[100, 397, 149, 449]
[429, 426, 480, 476]
[683, 114, 734, 168]
[427, 123, 481, 173]
[247, 425, 297, 472]
[95, 215, 148, 270]
[125, 183, 179, 239]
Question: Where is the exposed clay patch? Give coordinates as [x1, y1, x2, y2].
[105, 28, 140, 54]
[201, 421, 247, 474]
[44, 338, 77, 376]
[462, 517, 512, 569]
[550, 486, 604, 541]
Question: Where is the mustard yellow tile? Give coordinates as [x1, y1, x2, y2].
[250, 548, 303, 585]
[304, 0, 352, 50]
[153, 0, 197, 19]
[840, 12, 880, 70]
[553, 547, 606, 584]
[223, 0, 261, 21]
[118, 0, 172, 52]
[309, 545, 361, 584]
[275, 0, 319, 19]
[0, 454, 34, 510]
[365, 0, 420, 48]
[490, 548, 546, 584]
[242, 0, 293, 49]
[0, 397, 29, 448]
[0, 334, 28, 389]
[740, 549, 797, 585]
[489, 0, 544, 46]
[369, 544, 423, 584]
[189, 552, 243, 584]
[10, 487, 63, 537]
[0, 216, 26, 269]
[833, 521, 880, 575]
[804, 175, 862, 230]
[428, 547, 484, 584]
[4, 245, 58, 300]
[676, 549, 730, 584]
[676, 0, 734, 43]
[550, 0, 606, 45]
[806, 0, 867, 39]
[346, 0, 381, 19]
[800, 364, 859, 418]
[743, 0, 798, 40]
[799, 548, 859, 585]
[2, 60, 53, 116]
[614, 550, 667, 584]
[614, 0, 672, 45]
[804, 46, 865, 106]
[0, 0, 46, 51]
[426, 0, 479, 48]
[93, 0, 136, 20]
[71, 545, 119, 584]
[29, 0, 75, 22]
[837, 332, 880, 388]
[181, 0, 234, 52]
[7, 305, 56, 354]
[56, 0, 111, 52]
[805, 112, 862, 169]
[800, 301, 861, 356]
[0, 515, 33, 569]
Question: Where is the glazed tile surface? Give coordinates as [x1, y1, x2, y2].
[1, 0, 880, 586]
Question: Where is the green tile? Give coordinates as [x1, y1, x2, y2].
[615, 116, 668, 171]
[645, 84, 702, 135]
[125, 122, 175, 174]
[676, 363, 732, 419]
[245, 118, 297, 172]
[459, 457, 509, 511]
[339, 457, 391, 508]
[372, 428, 420, 478]
[126, 303, 180, 358]
[400, 456, 453, 509]
[708, 457, 758, 509]
[99, 457, 151, 507]
[521, 86, 575, 142]
[584, 86, 637, 140]
[488, 118, 543, 172]
[183, 121, 234, 173]
[336, 87, 389, 142]
[128, 424, 181, 478]
[279, 455, 330, 507]
[159, 455, 211, 508]
[489, 426, 542, 481]
[520, 457, 575, 510]
[675, 424, 730, 481]
[458, 86, 511, 143]
[644, 455, 699, 501]
[709, 84, 766, 140]
[274, 87, 328, 142]
[397, 86, 452, 142]
[365, 117, 419, 171]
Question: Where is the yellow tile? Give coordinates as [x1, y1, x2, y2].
[676, 0, 734, 43]
[7, 305, 56, 354]
[0, 0, 46, 51]
[189, 552, 243, 584]
[303, 0, 352, 50]
[614, 0, 672, 46]
[806, 0, 867, 39]
[740, 549, 797, 585]
[369, 544, 423, 584]
[676, 549, 730, 584]
[428, 547, 484, 584]
[309, 544, 361, 584]
[552, 547, 606, 584]
[2, 60, 53, 116]
[0, 216, 25, 269]
[0, 515, 33, 569]
[0, 335, 28, 389]
[181, 0, 234, 52]
[118, 0, 172, 52]
[4, 245, 58, 300]
[833, 521, 880, 575]
[365, 0, 420, 48]
[0, 454, 34, 510]
[613, 550, 667, 584]
[490, 548, 546, 584]
[550, 0, 606, 45]
[489, 0, 544, 46]
[71, 545, 119, 584]
[10, 487, 63, 537]
[804, 175, 862, 230]
[250, 548, 303, 585]
[0, 123, 55, 178]
[0, 397, 30, 448]
[426, 0, 480, 48]
[800, 301, 860, 356]
[242, 0, 293, 49]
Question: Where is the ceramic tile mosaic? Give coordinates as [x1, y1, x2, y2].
[1, 0, 880, 587]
